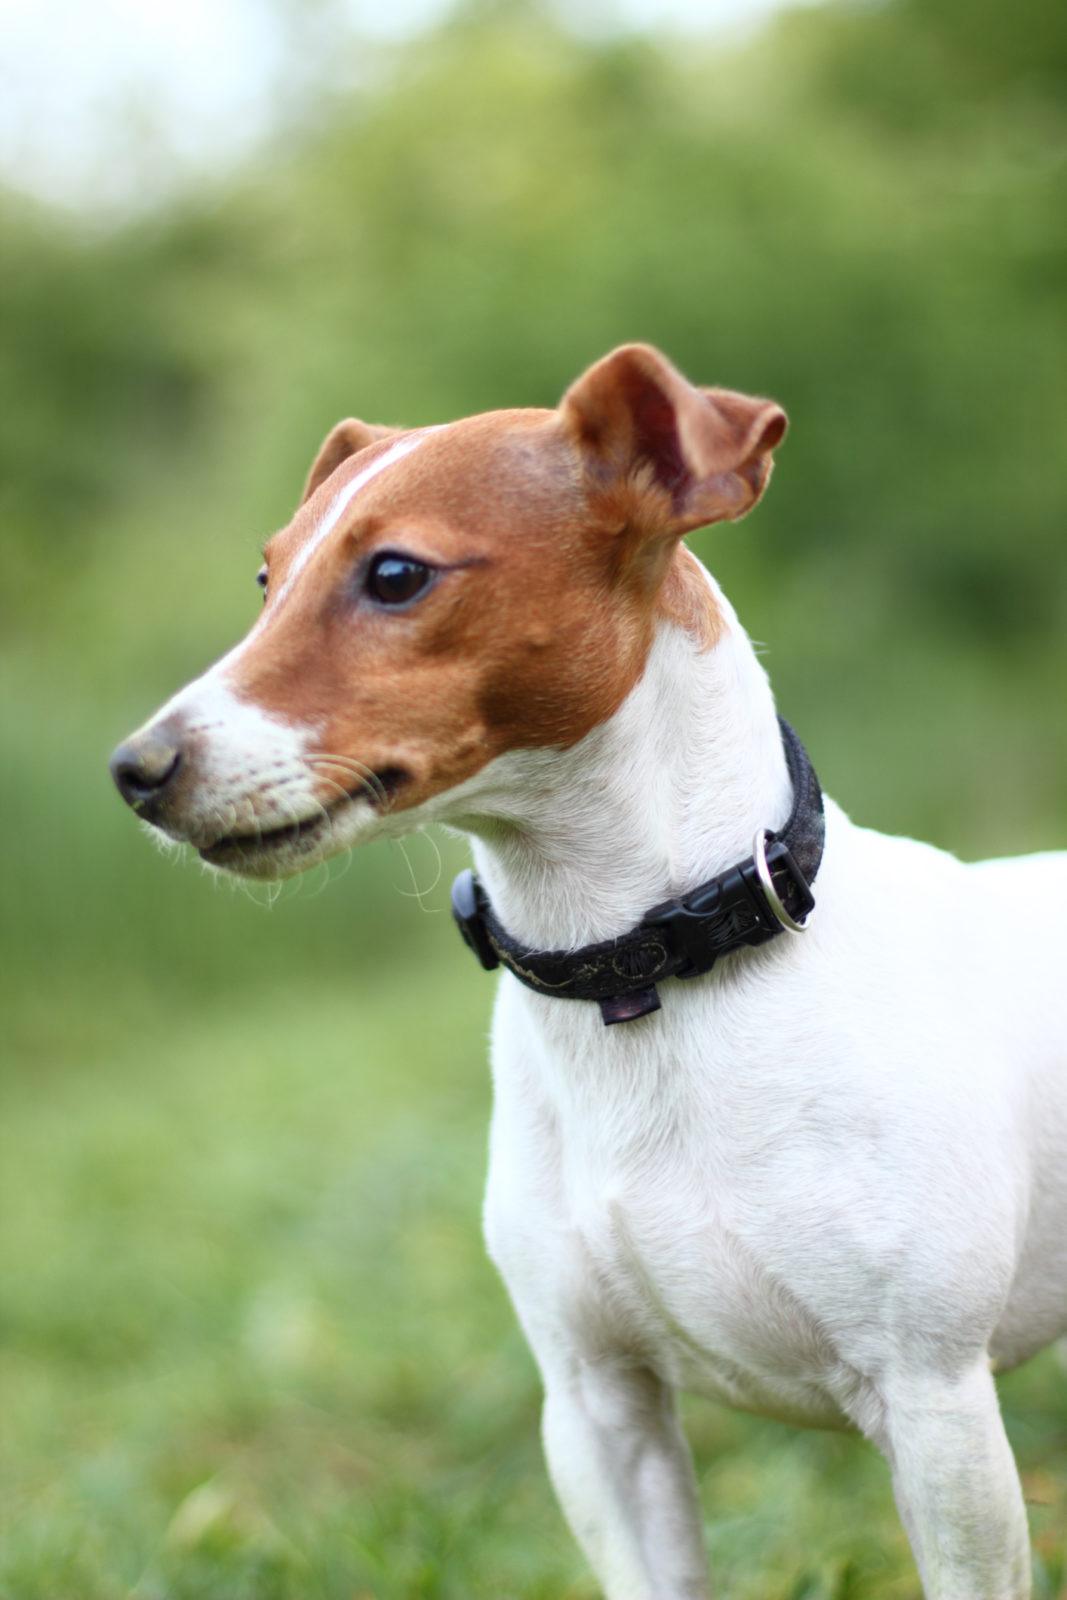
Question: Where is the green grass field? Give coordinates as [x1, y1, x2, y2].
[4, 859, 1067, 1598]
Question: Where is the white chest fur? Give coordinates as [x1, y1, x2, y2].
[454, 588, 1067, 1437]
[443, 571, 1067, 1599]
[482, 800, 1067, 1437]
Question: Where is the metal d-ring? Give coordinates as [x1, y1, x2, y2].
[752, 830, 810, 934]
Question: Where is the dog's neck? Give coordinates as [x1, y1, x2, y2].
[447, 571, 792, 950]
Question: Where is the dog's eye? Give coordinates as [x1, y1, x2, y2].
[256, 566, 268, 596]
[366, 553, 435, 608]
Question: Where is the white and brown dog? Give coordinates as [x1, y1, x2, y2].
[111, 344, 1066, 1598]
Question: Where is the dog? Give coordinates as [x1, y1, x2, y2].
[110, 343, 1066, 1598]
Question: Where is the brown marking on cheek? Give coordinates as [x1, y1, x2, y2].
[474, 602, 650, 756]
[225, 410, 702, 818]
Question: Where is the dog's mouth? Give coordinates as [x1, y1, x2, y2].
[198, 766, 409, 869]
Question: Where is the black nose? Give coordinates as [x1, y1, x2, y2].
[109, 732, 182, 814]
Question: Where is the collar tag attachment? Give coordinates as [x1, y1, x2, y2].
[451, 869, 500, 971]
[599, 987, 662, 1026]
[752, 829, 812, 933]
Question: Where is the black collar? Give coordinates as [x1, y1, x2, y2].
[451, 717, 824, 1026]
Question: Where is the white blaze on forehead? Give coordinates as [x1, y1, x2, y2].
[128, 426, 437, 810]
[274, 429, 431, 605]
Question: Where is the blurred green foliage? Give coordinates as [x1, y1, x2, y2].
[2, 0, 1066, 1593]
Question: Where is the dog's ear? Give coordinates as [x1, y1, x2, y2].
[300, 418, 403, 506]
[560, 344, 787, 538]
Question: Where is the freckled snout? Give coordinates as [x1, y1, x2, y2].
[109, 726, 183, 820]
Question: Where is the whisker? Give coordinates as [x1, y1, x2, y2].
[299, 791, 341, 901]
[303, 773, 358, 890]
[306, 753, 430, 901]
[307, 752, 393, 811]
[226, 797, 283, 908]
[265, 789, 327, 903]
[391, 827, 443, 913]
[248, 793, 297, 907]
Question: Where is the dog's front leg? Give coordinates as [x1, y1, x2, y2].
[540, 1359, 711, 1600]
[874, 1363, 1031, 1599]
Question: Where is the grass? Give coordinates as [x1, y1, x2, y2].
[4, 937, 1067, 1598]
[1, 963, 577, 1600]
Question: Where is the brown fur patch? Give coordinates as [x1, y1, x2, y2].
[236, 413, 658, 816]
[658, 546, 724, 650]
[224, 347, 782, 818]
[300, 418, 403, 506]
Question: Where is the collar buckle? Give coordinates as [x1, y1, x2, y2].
[643, 835, 814, 980]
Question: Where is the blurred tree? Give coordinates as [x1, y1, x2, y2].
[1, 0, 1065, 1002]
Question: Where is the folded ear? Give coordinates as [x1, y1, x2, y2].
[559, 343, 787, 538]
[300, 418, 403, 505]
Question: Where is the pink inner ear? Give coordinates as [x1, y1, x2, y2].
[757, 410, 788, 453]
[628, 376, 687, 496]
[562, 345, 787, 536]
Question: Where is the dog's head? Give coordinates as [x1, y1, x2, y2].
[109, 344, 786, 878]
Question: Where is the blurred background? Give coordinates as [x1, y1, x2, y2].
[2, 0, 1065, 1594]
